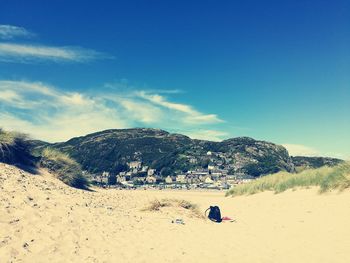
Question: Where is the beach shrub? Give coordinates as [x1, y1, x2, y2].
[226, 162, 350, 196]
[40, 148, 89, 189]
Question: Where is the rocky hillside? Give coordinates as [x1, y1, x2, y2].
[33, 128, 296, 178]
[291, 156, 343, 171]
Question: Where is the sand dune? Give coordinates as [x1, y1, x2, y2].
[1, 163, 349, 263]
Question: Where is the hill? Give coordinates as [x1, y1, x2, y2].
[37, 128, 296, 177]
[291, 156, 343, 171]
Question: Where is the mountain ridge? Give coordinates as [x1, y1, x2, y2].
[30, 128, 343, 178]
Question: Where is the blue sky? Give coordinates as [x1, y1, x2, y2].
[0, 0, 349, 159]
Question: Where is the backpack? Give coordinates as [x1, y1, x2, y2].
[205, 206, 222, 223]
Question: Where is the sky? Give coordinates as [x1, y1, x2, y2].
[0, 0, 349, 159]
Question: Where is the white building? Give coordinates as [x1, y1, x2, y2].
[204, 176, 214, 184]
[117, 175, 126, 183]
[165, 176, 173, 184]
[189, 158, 197, 164]
[146, 176, 157, 184]
[176, 174, 187, 183]
[102, 171, 109, 177]
[147, 169, 156, 176]
[128, 161, 142, 170]
[208, 164, 215, 171]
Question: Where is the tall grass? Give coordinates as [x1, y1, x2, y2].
[0, 128, 34, 166]
[226, 162, 350, 196]
[40, 148, 89, 189]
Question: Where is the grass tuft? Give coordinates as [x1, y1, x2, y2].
[142, 199, 171, 211]
[142, 198, 203, 218]
[40, 148, 89, 189]
[226, 162, 350, 197]
[0, 128, 34, 167]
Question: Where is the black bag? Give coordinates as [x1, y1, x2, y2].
[205, 206, 222, 223]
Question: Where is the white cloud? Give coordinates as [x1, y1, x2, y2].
[282, 144, 320, 156]
[137, 91, 223, 124]
[0, 111, 127, 143]
[0, 25, 33, 39]
[183, 129, 229, 141]
[116, 98, 163, 124]
[0, 24, 108, 63]
[0, 90, 22, 102]
[0, 80, 225, 142]
[0, 81, 128, 141]
[0, 43, 104, 62]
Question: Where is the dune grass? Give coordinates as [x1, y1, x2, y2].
[142, 198, 204, 218]
[226, 162, 350, 197]
[142, 199, 171, 211]
[0, 128, 17, 145]
[0, 128, 34, 167]
[40, 148, 89, 189]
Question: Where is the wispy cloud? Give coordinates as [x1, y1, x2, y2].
[282, 143, 348, 159]
[0, 80, 226, 142]
[0, 25, 34, 39]
[0, 25, 108, 63]
[137, 91, 223, 124]
[282, 144, 319, 157]
[0, 43, 105, 63]
[182, 129, 229, 142]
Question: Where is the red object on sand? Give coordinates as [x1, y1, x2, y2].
[221, 216, 233, 221]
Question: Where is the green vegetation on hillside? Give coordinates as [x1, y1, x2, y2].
[43, 128, 296, 177]
[40, 148, 89, 189]
[291, 156, 343, 172]
[226, 162, 350, 196]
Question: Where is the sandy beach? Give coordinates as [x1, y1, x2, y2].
[1, 163, 349, 263]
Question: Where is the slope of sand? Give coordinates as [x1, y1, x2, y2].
[1, 163, 350, 263]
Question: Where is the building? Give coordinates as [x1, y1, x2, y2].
[102, 171, 109, 177]
[188, 170, 208, 176]
[176, 174, 187, 183]
[133, 176, 145, 184]
[117, 175, 127, 183]
[147, 169, 156, 176]
[186, 176, 200, 184]
[119, 171, 132, 181]
[128, 161, 142, 170]
[165, 176, 173, 184]
[146, 176, 157, 184]
[96, 171, 110, 184]
[211, 170, 223, 177]
[189, 158, 197, 164]
[204, 176, 214, 184]
[208, 164, 215, 171]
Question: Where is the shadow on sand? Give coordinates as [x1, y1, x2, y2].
[13, 163, 40, 175]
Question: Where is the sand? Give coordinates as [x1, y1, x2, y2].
[1, 163, 350, 263]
